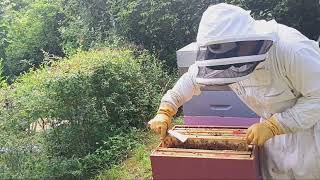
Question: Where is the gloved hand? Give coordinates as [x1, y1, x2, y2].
[148, 104, 176, 140]
[246, 116, 285, 146]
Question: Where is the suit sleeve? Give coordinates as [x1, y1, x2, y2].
[161, 64, 203, 112]
[275, 46, 320, 133]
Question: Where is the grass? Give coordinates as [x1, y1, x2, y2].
[95, 131, 158, 180]
[95, 117, 183, 180]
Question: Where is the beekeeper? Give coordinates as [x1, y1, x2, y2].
[148, 3, 320, 179]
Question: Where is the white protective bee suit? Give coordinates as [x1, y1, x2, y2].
[161, 3, 320, 179]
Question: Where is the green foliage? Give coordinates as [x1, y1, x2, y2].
[106, 0, 320, 69]
[59, 0, 115, 56]
[1, 0, 319, 78]
[0, 2, 8, 63]
[0, 48, 175, 179]
[109, 0, 219, 69]
[228, 0, 320, 40]
[0, 0, 319, 179]
[2, 0, 64, 79]
[95, 131, 159, 180]
[96, 144, 152, 180]
[0, 59, 7, 88]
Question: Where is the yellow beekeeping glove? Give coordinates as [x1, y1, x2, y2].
[148, 104, 176, 140]
[246, 115, 285, 146]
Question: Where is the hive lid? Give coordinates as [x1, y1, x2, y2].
[176, 42, 198, 67]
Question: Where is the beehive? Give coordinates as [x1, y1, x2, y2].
[176, 43, 258, 122]
[150, 125, 261, 180]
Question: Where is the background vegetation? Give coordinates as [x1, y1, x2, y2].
[0, 48, 174, 179]
[0, 0, 319, 179]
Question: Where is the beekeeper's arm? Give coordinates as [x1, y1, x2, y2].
[247, 44, 320, 145]
[148, 64, 202, 139]
[275, 45, 320, 133]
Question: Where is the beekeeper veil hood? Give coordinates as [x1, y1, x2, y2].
[195, 3, 278, 85]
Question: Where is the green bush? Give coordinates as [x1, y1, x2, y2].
[0, 48, 175, 179]
[2, 0, 64, 79]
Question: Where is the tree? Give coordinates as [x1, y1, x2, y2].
[109, 0, 320, 69]
[0, 1, 8, 63]
[59, 0, 115, 55]
[2, 0, 64, 80]
[228, 0, 320, 40]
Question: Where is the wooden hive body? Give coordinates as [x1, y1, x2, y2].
[150, 125, 261, 180]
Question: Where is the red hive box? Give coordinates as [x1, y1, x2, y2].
[150, 125, 261, 180]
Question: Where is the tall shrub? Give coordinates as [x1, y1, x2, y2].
[0, 48, 175, 179]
